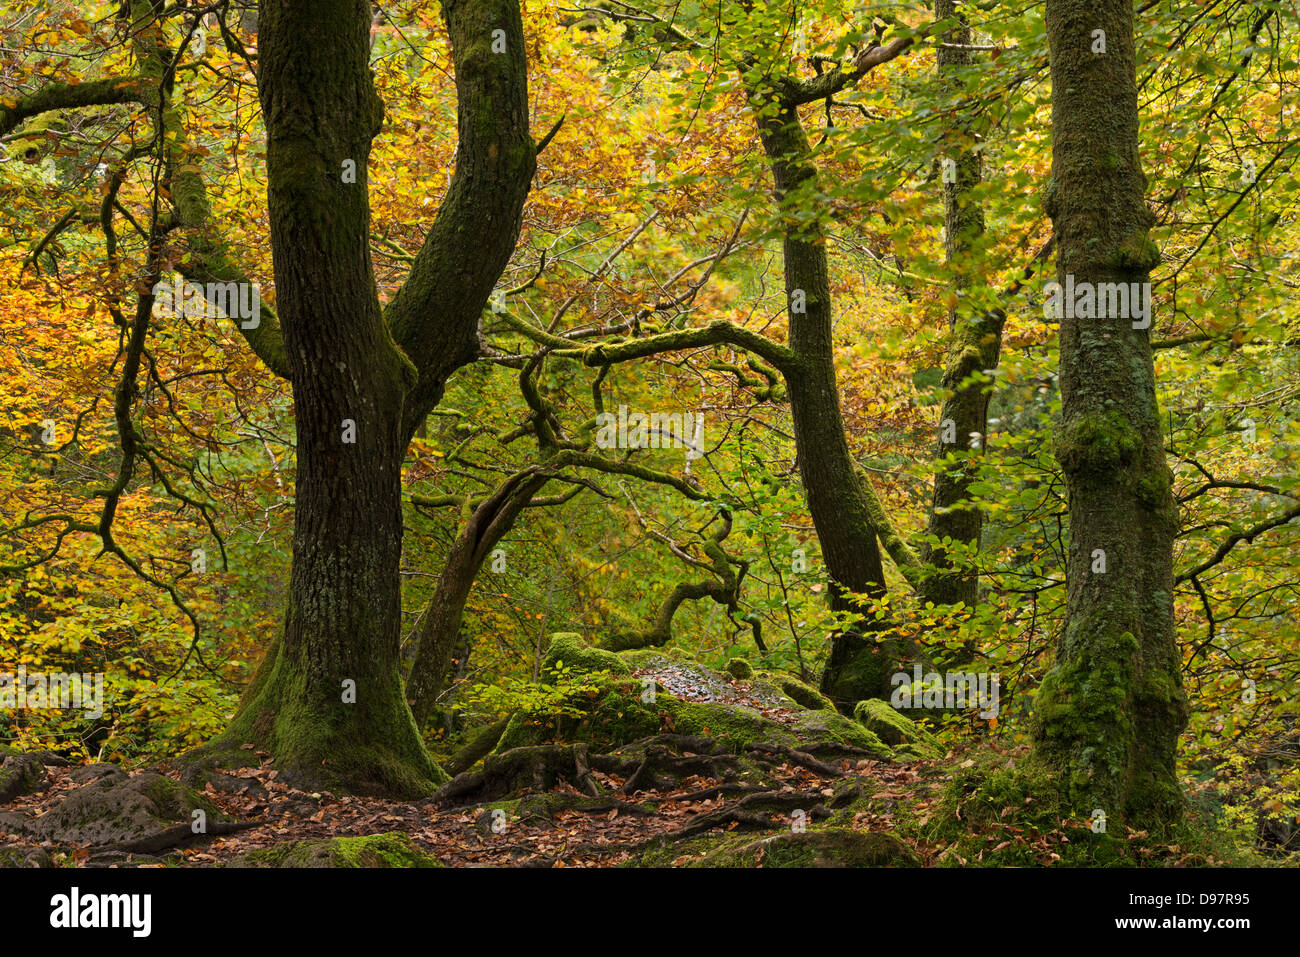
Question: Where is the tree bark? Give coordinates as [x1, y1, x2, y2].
[406, 472, 548, 728]
[199, 0, 537, 797]
[749, 93, 896, 710]
[920, 0, 1000, 621]
[1031, 0, 1188, 828]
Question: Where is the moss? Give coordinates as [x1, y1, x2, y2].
[1032, 630, 1137, 798]
[853, 699, 940, 754]
[1114, 232, 1161, 273]
[492, 673, 891, 758]
[1031, 625, 1186, 830]
[1054, 411, 1142, 477]
[1041, 176, 1059, 220]
[495, 677, 660, 753]
[138, 774, 222, 823]
[926, 750, 1123, 866]
[665, 698, 789, 747]
[819, 632, 898, 711]
[1136, 469, 1178, 535]
[791, 710, 891, 757]
[0, 846, 51, 868]
[726, 658, 754, 680]
[755, 670, 833, 711]
[237, 831, 441, 868]
[200, 637, 448, 799]
[618, 646, 699, 670]
[631, 828, 916, 867]
[542, 633, 631, 677]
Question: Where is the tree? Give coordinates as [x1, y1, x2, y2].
[1030, 0, 1189, 828]
[191, 0, 539, 796]
[918, 0, 998, 620]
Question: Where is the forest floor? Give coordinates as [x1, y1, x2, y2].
[0, 651, 1274, 867]
[0, 744, 946, 867]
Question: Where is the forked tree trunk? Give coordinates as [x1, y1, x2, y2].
[197, 0, 536, 797]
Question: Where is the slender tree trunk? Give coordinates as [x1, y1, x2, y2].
[406, 474, 548, 727]
[751, 96, 896, 710]
[921, 0, 1000, 621]
[1031, 0, 1188, 828]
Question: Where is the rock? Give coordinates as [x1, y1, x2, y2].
[638, 828, 918, 867]
[703, 829, 919, 867]
[790, 710, 890, 756]
[758, 671, 834, 711]
[494, 674, 892, 760]
[726, 658, 753, 680]
[29, 751, 70, 767]
[205, 771, 269, 800]
[542, 633, 631, 677]
[854, 698, 939, 753]
[0, 771, 227, 848]
[233, 831, 442, 868]
[0, 845, 52, 867]
[68, 763, 126, 785]
[0, 753, 48, 802]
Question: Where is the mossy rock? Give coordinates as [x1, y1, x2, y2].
[494, 677, 661, 753]
[755, 670, 834, 712]
[0, 845, 52, 868]
[726, 658, 753, 680]
[494, 680, 792, 755]
[0, 771, 226, 847]
[618, 646, 700, 670]
[494, 649, 896, 760]
[0, 752, 48, 802]
[234, 831, 442, 868]
[663, 698, 787, 746]
[542, 633, 631, 677]
[790, 711, 891, 757]
[636, 828, 917, 867]
[929, 750, 1121, 866]
[854, 699, 940, 755]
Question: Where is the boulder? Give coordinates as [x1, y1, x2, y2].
[854, 698, 940, 753]
[725, 658, 753, 679]
[542, 633, 631, 677]
[0, 753, 48, 802]
[0, 771, 226, 848]
[233, 831, 442, 868]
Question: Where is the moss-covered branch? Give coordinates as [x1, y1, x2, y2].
[0, 76, 153, 136]
[573, 319, 797, 374]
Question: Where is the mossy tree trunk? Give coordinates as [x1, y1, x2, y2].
[749, 92, 895, 710]
[204, 0, 537, 797]
[920, 0, 1001, 624]
[406, 472, 549, 728]
[1031, 0, 1188, 828]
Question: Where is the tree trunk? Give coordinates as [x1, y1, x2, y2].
[1031, 0, 1188, 828]
[406, 473, 548, 727]
[209, 0, 438, 797]
[920, 0, 1000, 623]
[199, 0, 536, 798]
[751, 97, 896, 710]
